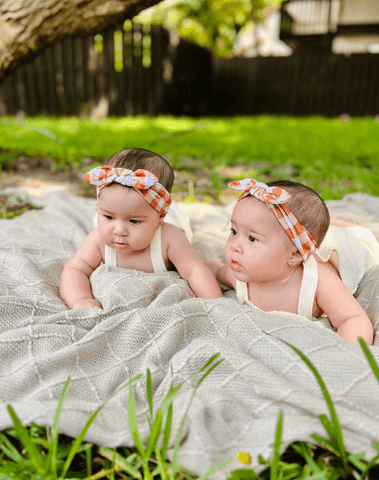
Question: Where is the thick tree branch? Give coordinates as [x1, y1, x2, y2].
[0, 0, 160, 80]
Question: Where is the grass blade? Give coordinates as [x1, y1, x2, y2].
[86, 443, 92, 477]
[310, 433, 340, 457]
[144, 382, 184, 460]
[161, 400, 173, 460]
[127, 376, 146, 460]
[171, 355, 224, 475]
[0, 432, 27, 464]
[291, 442, 321, 474]
[154, 447, 168, 480]
[61, 373, 142, 478]
[6, 405, 46, 474]
[144, 410, 163, 460]
[146, 368, 153, 425]
[270, 410, 283, 480]
[358, 337, 379, 382]
[287, 344, 347, 465]
[197, 457, 233, 480]
[99, 447, 143, 478]
[48, 376, 71, 475]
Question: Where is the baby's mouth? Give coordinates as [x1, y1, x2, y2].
[115, 241, 127, 248]
[230, 259, 242, 270]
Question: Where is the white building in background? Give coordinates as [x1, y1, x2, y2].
[234, 0, 379, 57]
[334, 0, 379, 53]
[233, 10, 292, 57]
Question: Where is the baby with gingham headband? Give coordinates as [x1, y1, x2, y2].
[59, 148, 222, 309]
[206, 178, 374, 345]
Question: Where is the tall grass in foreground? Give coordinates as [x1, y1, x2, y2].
[1, 341, 379, 479]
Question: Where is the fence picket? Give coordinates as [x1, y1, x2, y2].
[0, 22, 378, 117]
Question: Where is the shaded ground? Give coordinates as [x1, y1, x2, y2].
[0, 149, 302, 217]
[0, 152, 246, 215]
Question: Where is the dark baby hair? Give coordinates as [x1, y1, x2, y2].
[107, 148, 174, 193]
[266, 180, 330, 246]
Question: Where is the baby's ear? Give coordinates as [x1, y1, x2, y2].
[288, 249, 303, 267]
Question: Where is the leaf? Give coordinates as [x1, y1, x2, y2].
[160, 400, 173, 460]
[47, 376, 72, 475]
[61, 373, 142, 478]
[270, 410, 283, 480]
[291, 442, 321, 474]
[287, 344, 347, 466]
[0, 432, 27, 464]
[358, 337, 379, 383]
[146, 368, 153, 425]
[6, 405, 46, 474]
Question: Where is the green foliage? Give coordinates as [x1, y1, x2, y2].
[0, 355, 228, 479]
[135, 0, 282, 57]
[0, 193, 36, 219]
[1, 345, 379, 478]
[226, 338, 379, 479]
[1, 115, 379, 201]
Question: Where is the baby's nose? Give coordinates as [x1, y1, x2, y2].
[231, 237, 242, 252]
[113, 221, 127, 235]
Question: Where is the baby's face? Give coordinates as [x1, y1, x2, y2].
[224, 196, 295, 284]
[96, 184, 162, 253]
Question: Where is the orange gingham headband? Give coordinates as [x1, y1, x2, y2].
[84, 166, 172, 216]
[229, 178, 317, 262]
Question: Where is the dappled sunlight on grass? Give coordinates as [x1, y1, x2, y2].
[1, 115, 379, 200]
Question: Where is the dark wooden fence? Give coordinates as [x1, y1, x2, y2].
[212, 53, 379, 117]
[0, 21, 378, 117]
[0, 22, 173, 117]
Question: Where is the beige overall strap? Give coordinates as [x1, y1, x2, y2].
[235, 279, 249, 305]
[104, 245, 117, 267]
[150, 225, 167, 273]
[297, 255, 318, 319]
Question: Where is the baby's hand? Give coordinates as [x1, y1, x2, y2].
[71, 299, 102, 309]
[205, 260, 224, 277]
[330, 217, 357, 228]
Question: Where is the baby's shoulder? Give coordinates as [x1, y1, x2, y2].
[85, 227, 102, 245]
[161, 222, 186, 241]
[315, 261, 345, 295]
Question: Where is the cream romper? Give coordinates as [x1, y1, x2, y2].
[236, 255, 319, 319]
[103, 225, 167, 272]
[236, 225, 379, 321]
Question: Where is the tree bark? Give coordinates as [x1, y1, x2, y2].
[0, 0, 160, 80]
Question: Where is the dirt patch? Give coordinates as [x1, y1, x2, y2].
[0, 152, 243, 207]
[0, 151, 298, 209]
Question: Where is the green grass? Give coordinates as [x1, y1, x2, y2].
[1, 114, 379, 476]
[1, 342, 379, 479]
[1, 115, 379, 200]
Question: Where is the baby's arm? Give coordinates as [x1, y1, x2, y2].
[164, 226, 223, 299]
[205, 261, 237, 289]
[316, 263, 373, 345]
[59, 229, 103, 309]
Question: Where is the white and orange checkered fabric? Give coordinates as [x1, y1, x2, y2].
[229, 178, 317, 262]
[84, 166, 172, 215]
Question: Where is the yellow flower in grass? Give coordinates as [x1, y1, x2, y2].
[237, 451, 251, 465]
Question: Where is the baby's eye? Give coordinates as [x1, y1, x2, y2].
[231, 228, 237, 236]
[104, 215, 113, 221]
[248, 235, 258, 243]
[129, 219, 140, 225]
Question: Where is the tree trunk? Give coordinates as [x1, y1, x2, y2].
[0, 0, 160, 80]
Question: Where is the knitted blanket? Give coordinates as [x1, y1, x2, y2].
[1, 190, 379, 478]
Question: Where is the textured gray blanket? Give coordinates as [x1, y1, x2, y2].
[1, 190, 379, 478]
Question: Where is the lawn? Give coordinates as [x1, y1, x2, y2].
[1, 114, 379, 478]
[0, 115, 378, 201]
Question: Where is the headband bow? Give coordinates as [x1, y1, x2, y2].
[229, 178, 317, 262]
[84, 166, 172, 215]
